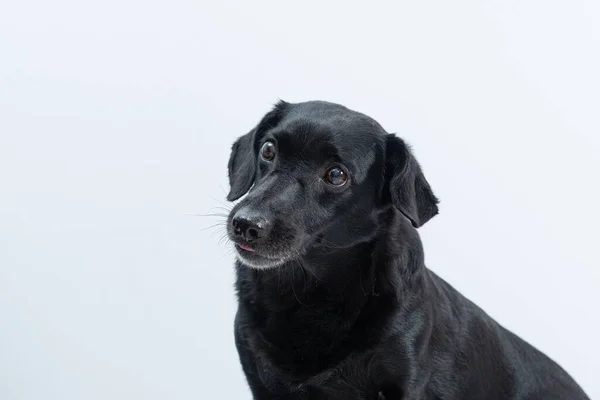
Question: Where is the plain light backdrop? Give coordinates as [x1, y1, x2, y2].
[1, 1, 599, 399]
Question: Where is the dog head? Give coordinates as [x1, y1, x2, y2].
[226, 100, 438, 269]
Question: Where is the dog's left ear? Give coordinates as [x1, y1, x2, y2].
[385, 134, 439, 227]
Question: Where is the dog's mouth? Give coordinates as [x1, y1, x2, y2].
[236, 242, 255, 252]
[233, 241, 292, 269]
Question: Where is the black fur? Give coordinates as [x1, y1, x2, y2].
[225, 100, 589, 399]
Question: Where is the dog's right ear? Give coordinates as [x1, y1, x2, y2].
[226, 129, 256, 201]
[226, 100, 288, 201]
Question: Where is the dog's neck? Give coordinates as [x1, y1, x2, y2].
[234, 207, 429, 380]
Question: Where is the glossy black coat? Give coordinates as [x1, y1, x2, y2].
[226, 101, 589, 399]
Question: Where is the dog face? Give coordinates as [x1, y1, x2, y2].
[226, 100, 438, 269]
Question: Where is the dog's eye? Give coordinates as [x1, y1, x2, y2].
[325, 166, 348, 186]
[260, 141, 276, 161]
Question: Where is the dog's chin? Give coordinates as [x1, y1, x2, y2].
[234, 246, 291, 270]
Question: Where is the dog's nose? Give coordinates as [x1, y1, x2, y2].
[232, 212, 270, 243]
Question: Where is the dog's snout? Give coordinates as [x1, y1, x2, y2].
[232, 212, 271, 243]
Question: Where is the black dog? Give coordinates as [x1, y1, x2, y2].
[225, 100, 589, 399]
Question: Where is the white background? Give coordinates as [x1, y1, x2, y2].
[1, 1, 599, 399]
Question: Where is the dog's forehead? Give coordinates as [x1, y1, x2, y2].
[270, 102, 385, 180]
[284, 101, 384, 132]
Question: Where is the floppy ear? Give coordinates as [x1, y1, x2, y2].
[385, 134, 439, 227]
[226, 100, 289, 201]
[226, 129, 257, 201]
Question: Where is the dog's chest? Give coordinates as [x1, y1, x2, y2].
[252, 341, 399, 399]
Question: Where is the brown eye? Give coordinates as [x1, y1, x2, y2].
[260, 141, 276, 161]
[325, 166, 348, 186]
